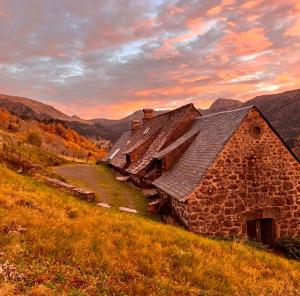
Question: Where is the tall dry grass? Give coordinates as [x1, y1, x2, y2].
[0, 167, 299, 295]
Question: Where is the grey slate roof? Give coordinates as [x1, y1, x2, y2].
[126, 104, 197, 175]
[107, 103, 200, 174]
[102, 131, 131, 162]
[153, 126, 201, 159]
[153, 106, 253, 201]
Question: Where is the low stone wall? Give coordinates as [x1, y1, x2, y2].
[43, 177, 96, 202]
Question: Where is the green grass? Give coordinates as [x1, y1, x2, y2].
[0, 167, 299, 295]
[95, 165, 148, 212]
[53, 164, 149, 214]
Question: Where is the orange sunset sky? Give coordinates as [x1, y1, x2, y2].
[0, 0, 300, 119]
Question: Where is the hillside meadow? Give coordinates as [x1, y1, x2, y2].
[0, 167, 299, 296]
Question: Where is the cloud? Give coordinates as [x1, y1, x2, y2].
[0, 0, 299, 119]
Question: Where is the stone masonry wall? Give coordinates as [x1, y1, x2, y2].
[172, 109, 300, 239]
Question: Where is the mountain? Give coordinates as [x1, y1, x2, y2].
[243, 89, 300, 147]
[91, 110, 165, 142]
[201, 90, 300, 150]
[0, 89, 299, 150]
[207, 98, 243, 114]
[0, 94, 71, 121]
[0, 93, 111, 138]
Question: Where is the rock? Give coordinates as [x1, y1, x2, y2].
[116, 176, 130, 182]
[142, 189, 158, 198]
[148, 200, 160, 214]
[97, 203, 112, 208]
[118, 207, 137, 214]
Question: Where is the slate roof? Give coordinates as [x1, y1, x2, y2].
[107, 103, 200, 174]
[153, 106, 253, 201]
[126, 104, 199, 175]
[102, 131, 131, 163]
[153, 126, 201, 160]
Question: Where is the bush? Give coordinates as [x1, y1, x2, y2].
[26, 132, 42, 147]
[275, 237, 300, 260]
[66, 208, 79, 219]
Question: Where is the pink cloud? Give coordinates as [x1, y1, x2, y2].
[0, 0, 299, 119]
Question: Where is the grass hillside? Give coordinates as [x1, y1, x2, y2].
[0, 167, 299, 296]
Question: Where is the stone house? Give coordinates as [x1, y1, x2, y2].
[104, 104, 200, 186]
[105, 104, 300, 245]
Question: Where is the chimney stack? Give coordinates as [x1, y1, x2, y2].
[131, 120, 141, 132]
[143, 109, 154, 123]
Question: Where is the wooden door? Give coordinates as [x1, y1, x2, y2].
[246, 218, 275, 247]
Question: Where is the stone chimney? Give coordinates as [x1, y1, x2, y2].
[143, 109, 154, 123]
[131, 120, 141, 132]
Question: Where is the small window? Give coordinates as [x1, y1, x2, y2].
[253, 126, 261, 136]
[109, 148, 120, 160]
[251, 125, 263, 138]
[143, 127, 151, 134]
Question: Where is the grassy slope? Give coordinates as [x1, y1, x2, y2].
[0, 131, 67, 170]
[53, 164, 149, 214]
[0, 167, 299, 296]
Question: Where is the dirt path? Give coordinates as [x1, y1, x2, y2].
[52, 164, 148, 213]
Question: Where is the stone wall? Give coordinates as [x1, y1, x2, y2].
[171, 108, 300, 239]
[43, 177, 96, 202]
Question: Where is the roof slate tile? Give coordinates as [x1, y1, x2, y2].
[153, 106, 253, 201]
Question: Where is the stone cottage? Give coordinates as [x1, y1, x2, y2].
[104, 104, 200, 186]
[105, 104, 300, 245]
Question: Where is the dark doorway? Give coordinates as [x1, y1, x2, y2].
[246, 218, 275, 247]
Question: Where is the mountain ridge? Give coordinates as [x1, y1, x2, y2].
[0, 89, 299, 149]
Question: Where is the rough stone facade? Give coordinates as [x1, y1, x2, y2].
[171, 109, 300, 239]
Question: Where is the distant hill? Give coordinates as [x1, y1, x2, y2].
[204, 98, 243, 114]
[243, 89, 300, 147]
[0, 90, 299, 151]
[91, 110, 165, 142]
[0, 94, 71, 121]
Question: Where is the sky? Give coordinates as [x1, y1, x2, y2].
[0, 0, 300, 119]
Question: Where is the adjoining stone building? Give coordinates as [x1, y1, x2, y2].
[105, 104, 300, 245]
[103, 104, 200, 186]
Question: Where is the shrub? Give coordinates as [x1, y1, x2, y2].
[66, 208, 79, 219]
[275, 237, 300, 260]
[26, 132, 42, 147]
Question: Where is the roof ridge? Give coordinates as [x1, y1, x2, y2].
[147, 103, 195, 121]
[196, 105, 254, 119]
